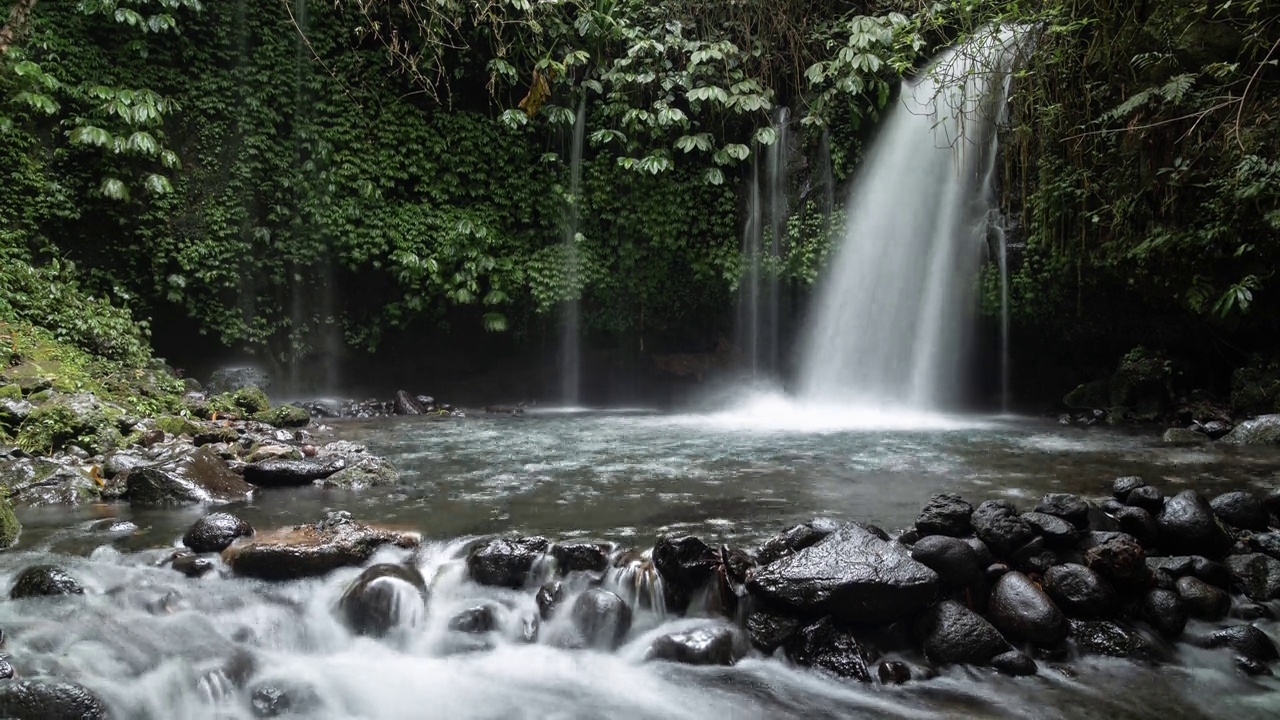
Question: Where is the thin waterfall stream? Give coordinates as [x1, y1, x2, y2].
[558, 97, 587, 406]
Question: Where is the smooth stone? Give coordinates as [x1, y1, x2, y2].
[222, 511, 419, 581]
[646, 625, 746, 666]
[1140, 589, 1187, 639]
[1175, 575, 1230, 620]
[1020, 512, 1079, 549]
[1199, 625, 1279, 662]
[467, 536, 552, 589]
[990, 650, 1038, 676]
[569, 588, 632, 650]
[242, 456, 347, 487]
[449, 605, 500, 634]
[1162, 427, 1209, 445]
[653, 535, 718, 613]
[1043, 564, 1118, 619]
[338, 564, 427, 637]
[1209, 491, 1270, 531]
[1157, 491, 1232, 558]
[1224, 553, 1280, 601]
[9, 565, 85, 599]
[785, 617, 873, 682]
[987, 571, 1067, 647]
[124, 446, 254, 506]
[1112, 476, 1146, 502]
[910, 535, 983, 589]
[183, 512, 254, 553]
[877, 660, 912, 685]
[971, 500, 1036, 557]
[1249, 531, 1280, 561]
[1034, 493, 1090, 528]
[1126, 485, 1164, 514]
[1069, 619, 1163, 662]
[1113, 506, 1159, 546]
[915, 493, 973, 537]
[171, 553, 216, 578]
[0, 681, 107, 719]
[917, 599, 1010, 665]
[551, 542, 610, 574]
[755, 518, 841, 564]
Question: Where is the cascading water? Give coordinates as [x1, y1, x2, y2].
[558, 97, 587, 406]
[797, 28, 1023, 410]
[736, 108, 791, 378]
[736, 160, 763, 376]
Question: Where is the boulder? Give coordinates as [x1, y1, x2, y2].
[394, 390, 424, 416]
[467, 536, 551, 589]
[755, 518, 840, 564]
[320, 455, 399, 490]
[1198, 625, 1279, 663]
[1113, 506, 1159, 546]
[124, 447, 254, 506]
[1020, 512, 1080, 549]
[1175, 575, 1229, 620]
[171, 553, 216, 578]
[10, 565, 85, 599]
[536, 581, 564, 619]
[652, 535, 719, 613]
[987, 571, 1067, 647]
[183, 512, 254, 553]
[746, 610, 803, 652]
[785, 617, 873, 682]
[1162, 428, 1209, 445]
[917, 600, 1009, 665]
[1209, 491, 1270, 531]
[1112, 476, 1146, 502]
[242, 457, 346, 487]
[448, 604, 500, 634]
[646, 625, 746, 666]
[1146, 555, 1231, 588]
[0, 681, 107, 719]
[909, 535, 983, 589]
[1125, 485, 1164, 514]
[338, 563, 427, 637]
[1034, 494, 1091, 529]
[207, 367, 271, 394]
[747, 523, 938, 624]
[915, 493, 973, 537]
[1083, 532, 1146, 588]
[1042, 564, 1118, 619]
[250, 681, 320, 718]
[990, 650, 1037, 677]
[1249, 531, 1280, 561]
[2, 457, 99, 506]
[569, 588, 632, 650]
[1140, 589, 1187, 639]
[222, 511, 420, 581]
[251, 404, 311, 428]
[1069, 620, 1163, 662]
[551, 542, 610, 574]
[1222, 414, 1280, 445]
[1224, 553, 1280, 601]
[1156, 491, 1232, 558]
[971, 500, 1035, 557]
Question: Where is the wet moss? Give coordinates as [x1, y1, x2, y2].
[0, 492, 18, 548]
[252, 404, 310, 428]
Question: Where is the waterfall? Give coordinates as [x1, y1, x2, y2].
[736, 160, 763, 376]
[736, 107, 791, 378]
[558, 97, 586, 406]
[797, 27, 1023, 409]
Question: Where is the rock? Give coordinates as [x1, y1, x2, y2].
[1126, 485, 1164, 514]
[910, 535, 983, 589]
[3, 457, 100, 506]
[242, 456, 346, 487]
[394, 390, 424, 416]
[754, 518, 840, 564]
[251, 404, 311, 428]
[1113, 506, 1159, 546]
[746, 610, 803, 652]
[646, 625, 745, 666]
[1176, 575, 1229, 620]
[990, 650, 1037, 676]
[551, 542, 610, 574]
[1112, 476, 1146, 502]
[747, 523, 939, 624]
[339, 563, 427, 637]
[1222, 414, 1280, 445]
[877, 660, 912, 685]
[1162, 427, 1209, 445]
[1042, 564, 1118, 619]
[569, 588, 632, 650]
[0, 656, 12, 680]
[467, 536, 551, 589]
[1249, 531, 1280, 561]
[987, 571, 1067, 647]
[1209, 491, 1270, 531]
[1140, 589, 1187, 639]
[1083, 532, 1146, 587]
[1235, 656, 1273, 677]
[1035, 494, 1090, 529]
[917, 600, 1009, 665]
[249, 680, 320, 718]
[536, 581, 564, 619]
[0, 493, 18, 548]
[223, 512, 420, 581]
[9, 565, 85, 598]
[0, 398, 34, 430]
[102, 449, 150, 478]
[971, 500, 1036, 557]
[785, 617, 873, 682]
[1224, 553, 1280, 601]
[0, 681, 107, 719]
[171, 553, 216, 578]
[652, 535, 718, 613]
[320, 455, 399, 490]
[124, 446, 254, 506]
[1157, 491, 1232, 558]
[449, 605, 500, 634]
[1069, 619, 1162, 662]
[1199, 625, 1279, 663]
[1200, 419, 1233, 439]
[1020, 512, 1080, 549]
[207, 367, 271, 394]
[1233, 602, 1274, 621]
[915, 493, 973, 537]
[183, 512, 254, 553]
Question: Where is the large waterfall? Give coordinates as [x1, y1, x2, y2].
[797, 28, 1023, 410]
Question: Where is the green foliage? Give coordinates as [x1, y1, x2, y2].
[0, 490, 19, 549]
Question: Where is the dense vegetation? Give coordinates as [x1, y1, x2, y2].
[1, 0, 1277, 403]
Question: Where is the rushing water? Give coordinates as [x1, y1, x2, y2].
[6, 404, 1280, 719]
[799, 27, 1023, 409]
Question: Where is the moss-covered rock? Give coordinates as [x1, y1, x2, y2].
[253, 404, 310, 428]
[1064, 379, 1111, 410]
[13, 393, 124, 455]
[207, 386, 270, 418]
[1109, 347, 1173, 421]
[1222, 415, 1280, 446]
[322, 456, 400, 490]
[1231, 361, 1280, 417]
[0, 492, 20, 548]
[0, 384, 21, 401]
[155, 415, 202, 437]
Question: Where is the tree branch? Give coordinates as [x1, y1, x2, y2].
[0, 0, 40, 55]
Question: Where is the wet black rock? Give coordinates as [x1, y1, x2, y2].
[9, 565, 85, 599]
[449, 604, 500, 634]
[0, 656, 12, 680]
[536, 581, 564, 620]
[1069, 620, 1163, 662]
[652, 535, 718, 613]
[1020, 512, 1079, 550]
[1113, 506, 1159, 546]
[1233, 602, 1275, 621]
[242, 456, 346, 488]
[917, 600, 1009, 665]
[909, 535, 983, 589]
[1199, 625, 1279, 663]
[877, 660, 912, 685]
[1157, 491, 1232, 558]
[965, 537, 996, 567]
[785, 617, 873, 682]
[1034, 493, 1090, 529]
[1235, 656, 1273, 676]
[250, 681, 319, 718]
[1224, 553, 1280, 601]
[1112, 476, 1146, 502]
[339, 564, 427, 637]
[1126, 485, 1164, 515]
[394, 390, 424, 416]
[1175, 575, 1230, 620]
[467, 536, 552, 589]
[1042, 564, 1118, 619]
[223, 512, 420, 581]
[171, 553, 216, 578]
[987, 571, 1067, 647]
[125, 446, 254, 506]
[1147, 555, 1230, 589]
[755, 518, 840, 564]
[1249, 531, 1280, 561]
[551, 542, 610, 574]
[1140, 589, 1187, 639]
[971, 500, 1036, 557]
[647, 625, 746, 666]
[1083, 532, 1146, 588]
[747, 523, 939, 624]
[183, 512, 254, 553]
[0, 681, 107, 719]
[746, 610, 803, 652]
[569, 588, 632, 650]
[990, 650, 1037, 677]
[914, 493, 973, 538]
[1209, 491, 1270, 531]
